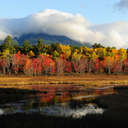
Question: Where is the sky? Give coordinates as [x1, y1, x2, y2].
[0, 0, 125, 24]
[0, 0, 128, 48]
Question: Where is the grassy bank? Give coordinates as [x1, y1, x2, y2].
[0, 74, 128, 90]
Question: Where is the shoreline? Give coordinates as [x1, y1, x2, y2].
[0, 74, 128, 90]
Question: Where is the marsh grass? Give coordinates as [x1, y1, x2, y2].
[0, 74, 128, 90]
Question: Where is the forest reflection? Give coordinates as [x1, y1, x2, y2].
[0, 85, 114, 117]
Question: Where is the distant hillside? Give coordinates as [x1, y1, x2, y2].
[15, 33, 92, 47]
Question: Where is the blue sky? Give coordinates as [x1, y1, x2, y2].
[0, 0, 127, 24]
[1, 0, 128, 48]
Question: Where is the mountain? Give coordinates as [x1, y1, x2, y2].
[15, 33, 92, 47]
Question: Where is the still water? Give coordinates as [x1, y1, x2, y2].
[0, 85, 114, 118]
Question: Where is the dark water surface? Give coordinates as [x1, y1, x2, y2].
[0, 85, 114, 118]
[1, 85, 128, 128]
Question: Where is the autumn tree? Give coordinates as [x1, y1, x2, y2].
[21, 40, 32, 54]
[36, 39, 44, 55]
[1, 35, 18, 54]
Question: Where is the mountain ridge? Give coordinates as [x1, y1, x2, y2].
[14, 33, 92, 47]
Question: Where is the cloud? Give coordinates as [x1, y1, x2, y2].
[116, 0, 128, 9]
[0, 9, 128, 48]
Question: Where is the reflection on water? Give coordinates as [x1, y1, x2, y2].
[0, 102, 104, 118]
[40, 103, 104, 118]
[0, 85, 114, 118]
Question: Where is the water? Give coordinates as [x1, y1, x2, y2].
[0, 85, 114, 118]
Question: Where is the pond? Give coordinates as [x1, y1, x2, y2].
[0, 85, 114, 118]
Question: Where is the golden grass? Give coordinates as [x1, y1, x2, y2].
[0, 74, 128, 90]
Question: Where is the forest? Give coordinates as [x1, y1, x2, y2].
[0, 35, 128, 75]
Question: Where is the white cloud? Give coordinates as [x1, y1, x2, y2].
[0, 9, 128, 48]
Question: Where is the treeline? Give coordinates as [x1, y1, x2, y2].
[0, 35, 128, 75]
